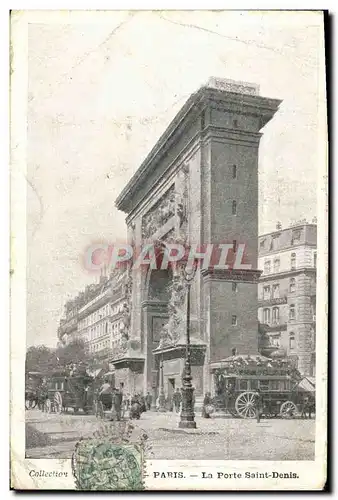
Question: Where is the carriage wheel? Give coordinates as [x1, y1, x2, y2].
[45, 398, 52, 413]
[54, 392, 63, 414]
[235, 391, 257, 419]
[280, 401, 297, 419]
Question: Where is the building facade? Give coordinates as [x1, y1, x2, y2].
[258, 220, 317, 376]
[113, 78, 281, 400]
[57, 271, 129, 366]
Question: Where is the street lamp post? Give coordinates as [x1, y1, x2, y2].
[179, 265, 197, 429]
[157, 356, 166, 412]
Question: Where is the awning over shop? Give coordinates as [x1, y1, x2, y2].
[294, 377, 316, 392]
[306, 376, 316, 387]
[87, 368, 105, 378]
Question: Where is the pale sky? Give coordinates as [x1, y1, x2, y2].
[26, 10, 324, 347]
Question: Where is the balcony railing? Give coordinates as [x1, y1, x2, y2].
[259, 322, 287, 332]
[77, 289, 115, 318]
[258, 295, 287, 306]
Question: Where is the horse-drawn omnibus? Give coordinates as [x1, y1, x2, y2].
[43, 367, 97, 414]
[209, 354, 315, 419]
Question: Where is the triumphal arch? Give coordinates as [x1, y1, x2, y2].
[113, 78, 281, 402]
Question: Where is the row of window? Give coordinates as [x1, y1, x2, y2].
[260, 235, 280, 252]
[88, 336, 125, 354]
[78, 302, 125, 331]
[263, 307, 281, 324]
[78, 304, 110, 330]
[263, 283, 280, 299]
[89, 334, 125, 352]
[89, 321, 109, 340]
[263, 304, 316, 324]
[87, 320, 123, 341]
[259, 229, 306, 252]
[269, 332, 295, 349]
[263, 305, 296, 323]
[264, 252, 317, 274]
[264, 257, 282, 274]
[262, 278, 296, 299]
[89, 339, 110, 352]
[237, 379, 291, 392]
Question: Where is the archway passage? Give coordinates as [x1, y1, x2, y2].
[145, 267, 173, 350]
[143, 267, 173, 404]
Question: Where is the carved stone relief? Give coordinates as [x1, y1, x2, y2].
[141, 164, 190, 242]
[176, 165, 189, 227]
[158, 267, 188, 348]
[142, 185, 175, 239]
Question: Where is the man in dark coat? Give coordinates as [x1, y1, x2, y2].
[139, 395, 147, 413]
[112, 387, 123, 421]
[99, 378, 113, 411]
[253, 388, 263, 423]
[173, 388, 182, 413]
[145, 392, 152, 411]
[202, 392, 213, 418]
[39, 378, 48, 411]
[301, 396, 309, 419]
[130, 394, 141, 419]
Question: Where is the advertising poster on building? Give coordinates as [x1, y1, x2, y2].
[10, 9, 328, 491]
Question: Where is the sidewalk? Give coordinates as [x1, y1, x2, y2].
[25, 409, 315, 461]
[137, 411, 221, 434]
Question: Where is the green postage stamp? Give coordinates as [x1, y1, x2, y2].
[72, 440, 143, 491]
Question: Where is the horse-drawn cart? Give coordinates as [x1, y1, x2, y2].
[44, 369, 95, 414]
[209, 354, 315, 419]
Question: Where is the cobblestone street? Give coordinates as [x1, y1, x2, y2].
[26, 409, 315, 461]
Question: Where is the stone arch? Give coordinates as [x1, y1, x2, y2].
[141, 239, 177, 300]
[141, 241, 177, 397]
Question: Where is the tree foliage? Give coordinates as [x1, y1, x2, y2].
[25, 344, 58, 375]
[56, 338, 90, 367]
[26, 338, 97, 375]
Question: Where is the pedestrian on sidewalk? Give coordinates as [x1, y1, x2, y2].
[123, 392, 130, 413]
[130, 394, 141, 419]
[301, 396, 309, 419]
[173, 388, 182, 413]
[140, 395, 147, 413]
[202, 392, 213, 418]
[307, 396, 315, 419]
[145, 391, 152, 411]
[99, 377, 113, 411]
[112, 387, 123, 421]
[253, 388, 263, 423]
